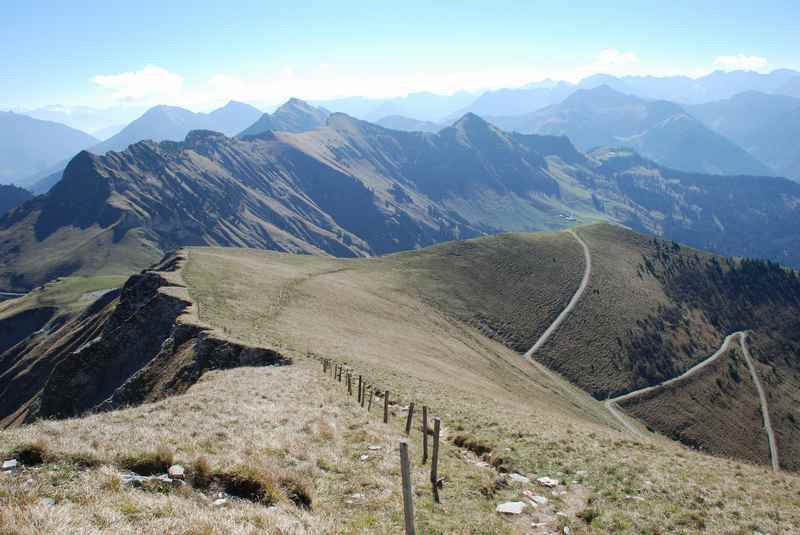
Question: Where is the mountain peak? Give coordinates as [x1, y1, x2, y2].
[452, 112, 490, 129]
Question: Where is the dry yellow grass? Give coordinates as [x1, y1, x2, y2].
[2, 226, 800, 533]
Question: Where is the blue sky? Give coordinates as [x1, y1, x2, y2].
[3, 0, 799, 110]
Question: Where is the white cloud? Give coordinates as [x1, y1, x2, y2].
[92, 65, 184, 103]
[87, 50, 744, 112]
[713, 54, 769, 72]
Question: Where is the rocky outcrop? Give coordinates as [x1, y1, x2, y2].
[1, 251, 289, 427]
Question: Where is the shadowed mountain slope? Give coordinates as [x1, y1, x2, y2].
[3, 112, 800, 294]
[488, 86, 772, 176]
[690, 91, 800, 180]
[0, 112, 97, 185]
[0, 185, 33, 215]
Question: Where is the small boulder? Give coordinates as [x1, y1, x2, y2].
[168, 464, 185, 480]
[496, 501, 526, 515]
[213, 498, 228, 507]
[2, 459, 18, 471]
[509, 473, 530, 484]
[537, 476, 559, 488]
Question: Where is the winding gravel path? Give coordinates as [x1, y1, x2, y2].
[524, 229, 591, 360]
[739, 333, 780, 472]
[604, 332, 744, 437]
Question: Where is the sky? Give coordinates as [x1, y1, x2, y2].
[3, 0, 800, 112]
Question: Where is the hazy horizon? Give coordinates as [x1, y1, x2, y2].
[3, 0, 799, 113]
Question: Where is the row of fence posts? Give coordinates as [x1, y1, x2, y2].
[320, 357, 441, 534]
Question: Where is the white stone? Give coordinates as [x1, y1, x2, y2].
[475, 461, 491, 468]
[213, 498, 228, 507]
[530, 495, 548, 505]
[2, 459, 17, 471]
[367, 445, 382, 451]
[496, 501, 526, 514]
[509, 473, 530, 484]
[168, 464, 185, 479]
[359, 454, 369, 461]
[564, 528, 572, 535]
[537, 476, 559, 488]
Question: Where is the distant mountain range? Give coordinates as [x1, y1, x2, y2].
[0, 184, 32, 215]
[3, 112, 800, 293]
[375, 115, 441, 132]
[487, 85, 772, 176]
[8, 68, 800, 193]
[690, 91, 800, 181]
[240, 98, 329, 136]
[0, 112, 97, 185]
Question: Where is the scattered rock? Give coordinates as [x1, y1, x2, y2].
[212, 498, 228, 507]
[350, 493, 365, 499]
[496, 501, 526, 514]
[576, 470, 588, 476]
[563, 528, 572, 535]
[2, 459, 18, 471]
[509, 473, 530, 484]
[537, 476, 559, 488]
[120, 471, 183, 488]
[367, 445, 382, 451]
[523, 490, 548, 505]
[168, 464, 185, 480]
[475, 461, 491, 468]
[359, 454, 369, 461]
[624, 495, 645, 502]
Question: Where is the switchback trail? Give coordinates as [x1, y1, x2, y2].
[740, 333, 780, 472]
[524, 228, 591, 360]
[604, 332, 744, 438]
[607, 332, 781, 472]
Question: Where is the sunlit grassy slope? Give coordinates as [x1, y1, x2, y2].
[2, 223, 799, 534]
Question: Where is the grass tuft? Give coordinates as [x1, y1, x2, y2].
[118, 445, 174, 475]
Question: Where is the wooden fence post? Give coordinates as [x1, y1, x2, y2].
[405, 402, 415, 435]
[431, 417, 441, 504]
[357, 375, 363, 404]
[399, 440, 416, 535]
[368, 387, 374, 411]
[383, 390, 390, 424]
[422, 406, 428, 464]
[347, 373, 352, 396]
[360, 383, 366, 408]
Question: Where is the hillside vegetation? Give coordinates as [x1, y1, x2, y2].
[3, 223, 799, 534]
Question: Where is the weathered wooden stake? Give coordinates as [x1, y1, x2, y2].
[368, 387, 374, 411]
[404, 402, 415, 435]
[357, 375, 363, 403]
[347, 373, 352, 396]
[422, 406, 429, 464]
[383, 390, 390, 424]
[399, 440, 416, 535]
[360, 382, 366, 408]
[430, 417, 441, 504]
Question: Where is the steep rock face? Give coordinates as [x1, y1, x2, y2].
[0, 252, 289, 427]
